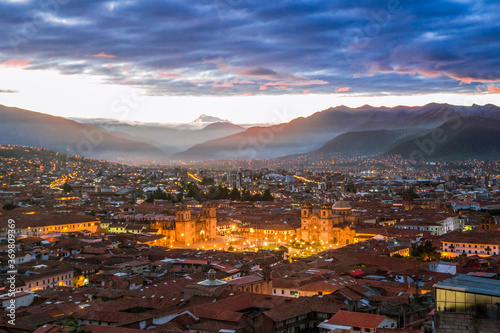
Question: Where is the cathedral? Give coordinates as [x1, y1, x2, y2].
[297, 198, 362, 245]
[151, 203, 217, 245]
[175, 203, 217, 244]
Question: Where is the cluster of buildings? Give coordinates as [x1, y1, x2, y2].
[1, 146, 500, 332]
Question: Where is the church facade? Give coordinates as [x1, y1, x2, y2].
[175, 203, 217, 244]
[151, 203, 218, 245]
[297, 198, 361, 245]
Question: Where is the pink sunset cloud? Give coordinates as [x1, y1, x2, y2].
[487, 84, 500, 93]
[158, 71, 182, 78]
[367, 63, 500, 86]
[0, 59, 31, 67]
[93, 52, 116, 59]
[334, 86, 351, 92]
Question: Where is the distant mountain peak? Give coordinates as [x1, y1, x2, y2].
[193, 114, 228, 123]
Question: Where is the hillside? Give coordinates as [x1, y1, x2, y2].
[386, 116, 500, 161]
[311, 129, 424, 157]
[0, 105, 164, 162]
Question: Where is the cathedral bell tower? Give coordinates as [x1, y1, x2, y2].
[202, 202, 217, 240]
[175, 204, 192, 244]
[302, 202, 313, 218]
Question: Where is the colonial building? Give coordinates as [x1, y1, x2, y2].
[395, 213, 463, 235]
[0, 215, 99, 237]
[297, 199, 361, 245]
[174, 203, 217, 245]
[441, 230, 500, 257]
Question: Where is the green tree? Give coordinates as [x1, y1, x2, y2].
[278, 245, 289, 253]
[61, 182, 73, 193]
[409, 241, 440, 261]
[261, 188, 274, 201]
[187, 184, 198, 198]
[250, 192, 262, 202]
[152, 187, 167, 200]
[201, 177, 215, 185]
[216, 186, 230, 200]
[206, 186, 218, 200]
[230, 187, 241, 201]
[2, 203, 16, 210]
[241, 189, 251, 201]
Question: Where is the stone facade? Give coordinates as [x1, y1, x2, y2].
[297, 199, 361, 245]
[174, 203, 217, 244]
[435, 311, 500, 333]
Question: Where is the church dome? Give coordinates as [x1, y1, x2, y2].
[197, 269, 227, 286]
[332, 197, 351, 210]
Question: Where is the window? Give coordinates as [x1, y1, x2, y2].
[281, 290, 284, 295]
[273, 289, 276, 294]
[353, 327, 360, 331]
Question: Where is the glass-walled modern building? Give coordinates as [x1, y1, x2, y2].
[434, 274, 500, 319]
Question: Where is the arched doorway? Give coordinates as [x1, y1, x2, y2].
[333, 237, 337, 244]
[200, 230, 205, 241]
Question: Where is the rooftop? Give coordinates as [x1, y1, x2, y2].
[434, 274, 500, 297]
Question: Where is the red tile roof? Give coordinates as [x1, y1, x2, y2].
[81, 325, 150, 332]
[326, 310, 389, 328]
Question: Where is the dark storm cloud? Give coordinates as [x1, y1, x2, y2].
[0, 0, 499, 95]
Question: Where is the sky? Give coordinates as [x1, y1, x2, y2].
[0, 0, 500, 124]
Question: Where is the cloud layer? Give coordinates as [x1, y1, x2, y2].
[0, 0, 499, 96]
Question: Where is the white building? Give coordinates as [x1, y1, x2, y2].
[1, 291, 35, 310]
[395, 213, 463, 235]
[450, 200, 480, 211]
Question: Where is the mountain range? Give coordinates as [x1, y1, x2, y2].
[69, 115, 245, 154]
[1, 103, 500, 163]
[173, 103, 500, 161]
